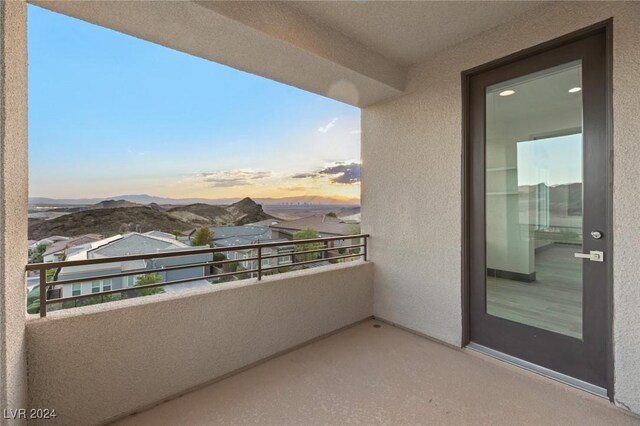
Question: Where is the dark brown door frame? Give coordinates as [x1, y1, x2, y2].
[461, 20, 614, 398]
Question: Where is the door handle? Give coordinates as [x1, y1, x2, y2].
[574, 250, 604, 262]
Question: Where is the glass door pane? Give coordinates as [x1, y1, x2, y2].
[485, 61, 584, 339]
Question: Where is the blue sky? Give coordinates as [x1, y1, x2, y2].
[28, 5, 361, 201]
[517, 134, 582, 186]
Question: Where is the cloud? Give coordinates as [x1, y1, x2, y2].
[198, 170, 271, 188]
[292, 162, 361, 185]
[350, 129, 361, 134]
[318, 117, 338, 133]
[291, 172, 317, 179]
[320, 163, 361, 184]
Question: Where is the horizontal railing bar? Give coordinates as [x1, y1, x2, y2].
[255, 234, 365, 248]
[260, 243, 364, 260]
[26, 234, 369, 271]
[48, 256, 260, 287]
[52, 243, 365, 286]
[27, 247, 216, 271]
[261, 253, 364, 272]
[45, 268, 260, 305]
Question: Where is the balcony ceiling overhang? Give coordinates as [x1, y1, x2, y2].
[31, 1, 542, 107]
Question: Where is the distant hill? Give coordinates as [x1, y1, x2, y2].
[29, 194, 359, 206]
[28, 206, 192, 240]
[93, 199, 141, 209]
[55, 199, 142, 213]
[168, 198, 274, 226]
[28, 197, 276, 240]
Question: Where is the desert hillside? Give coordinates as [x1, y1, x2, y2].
[28, 198, 274, 240]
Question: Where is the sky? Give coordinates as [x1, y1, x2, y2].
[27, 5, 361, 202]
[517, 134, 582, 186]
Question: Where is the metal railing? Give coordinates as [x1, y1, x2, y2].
[25, 234, 369, 317]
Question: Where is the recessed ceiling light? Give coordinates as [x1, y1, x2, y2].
[499, 90, 515, 97]
[568, 87, 582, 93]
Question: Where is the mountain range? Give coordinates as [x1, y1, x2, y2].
[28, 197, 276, 240]
[29, 194, 359, 206]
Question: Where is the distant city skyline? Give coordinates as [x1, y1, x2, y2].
[28, 5, 361, 202]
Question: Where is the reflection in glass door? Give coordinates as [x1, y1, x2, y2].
[484, 61, 584, 339]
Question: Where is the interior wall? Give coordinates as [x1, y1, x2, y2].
[0, 0, 28, 417]
[26, 263, 373, 425]
[362, 1, 640, 413]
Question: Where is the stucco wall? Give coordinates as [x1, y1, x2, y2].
[26, 262, 373, 425]
[0, 0, 28, 420]
[362, 1, 640, 413]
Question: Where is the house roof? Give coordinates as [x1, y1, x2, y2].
[144, 231, 178, 240]
[246, 219, 281, 227]
[43, 234, 104, 257]
[88, 233, 188, 258]
[57, 259, 148, 277]
[66, 235, 124, 261]
[36, 235, 70, 246]
[214, 237, 291, 249]
[211, 225, 271, 241]
[269, 215, 356, 236]
[58, 233, 199, 278]
[340, 212, 361, 223]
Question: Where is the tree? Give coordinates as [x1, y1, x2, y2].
[134, 273, 165, 297]
[31, 243, 48, 263]
[293, 228, 324, 263]
[46, 267, 58, 282]
[347, 224, 363, 256]
[191, 226, 214, 247]
[325, 212, 337, 218]
[27, 299, 40, 315]
[26, 285, 41, 314]
[171, 230, 182, 240]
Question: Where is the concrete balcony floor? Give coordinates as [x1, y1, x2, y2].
[113, 320, 638, 425]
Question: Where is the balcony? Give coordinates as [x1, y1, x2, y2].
[22, 234, 637, 425]
[116, 320, 634, 425]
[2, 1, 640, 425]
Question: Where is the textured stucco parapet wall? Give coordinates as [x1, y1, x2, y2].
[26, 262, 373, 425]
[362, 0, 640, 414]
[0, 0, 28, 421]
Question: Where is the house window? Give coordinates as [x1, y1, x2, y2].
[91, 279, 113, 293]
[278, 249, 294, 265]
[72, 283, 82, 297]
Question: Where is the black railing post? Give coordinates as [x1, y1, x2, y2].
[257, 246, 262, 280]
[39, 268, 47, 318]
[363, 236, 368, 261]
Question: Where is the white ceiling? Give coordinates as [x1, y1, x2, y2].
[286, 1, 544, 66]
[487, 62, 582, 127]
